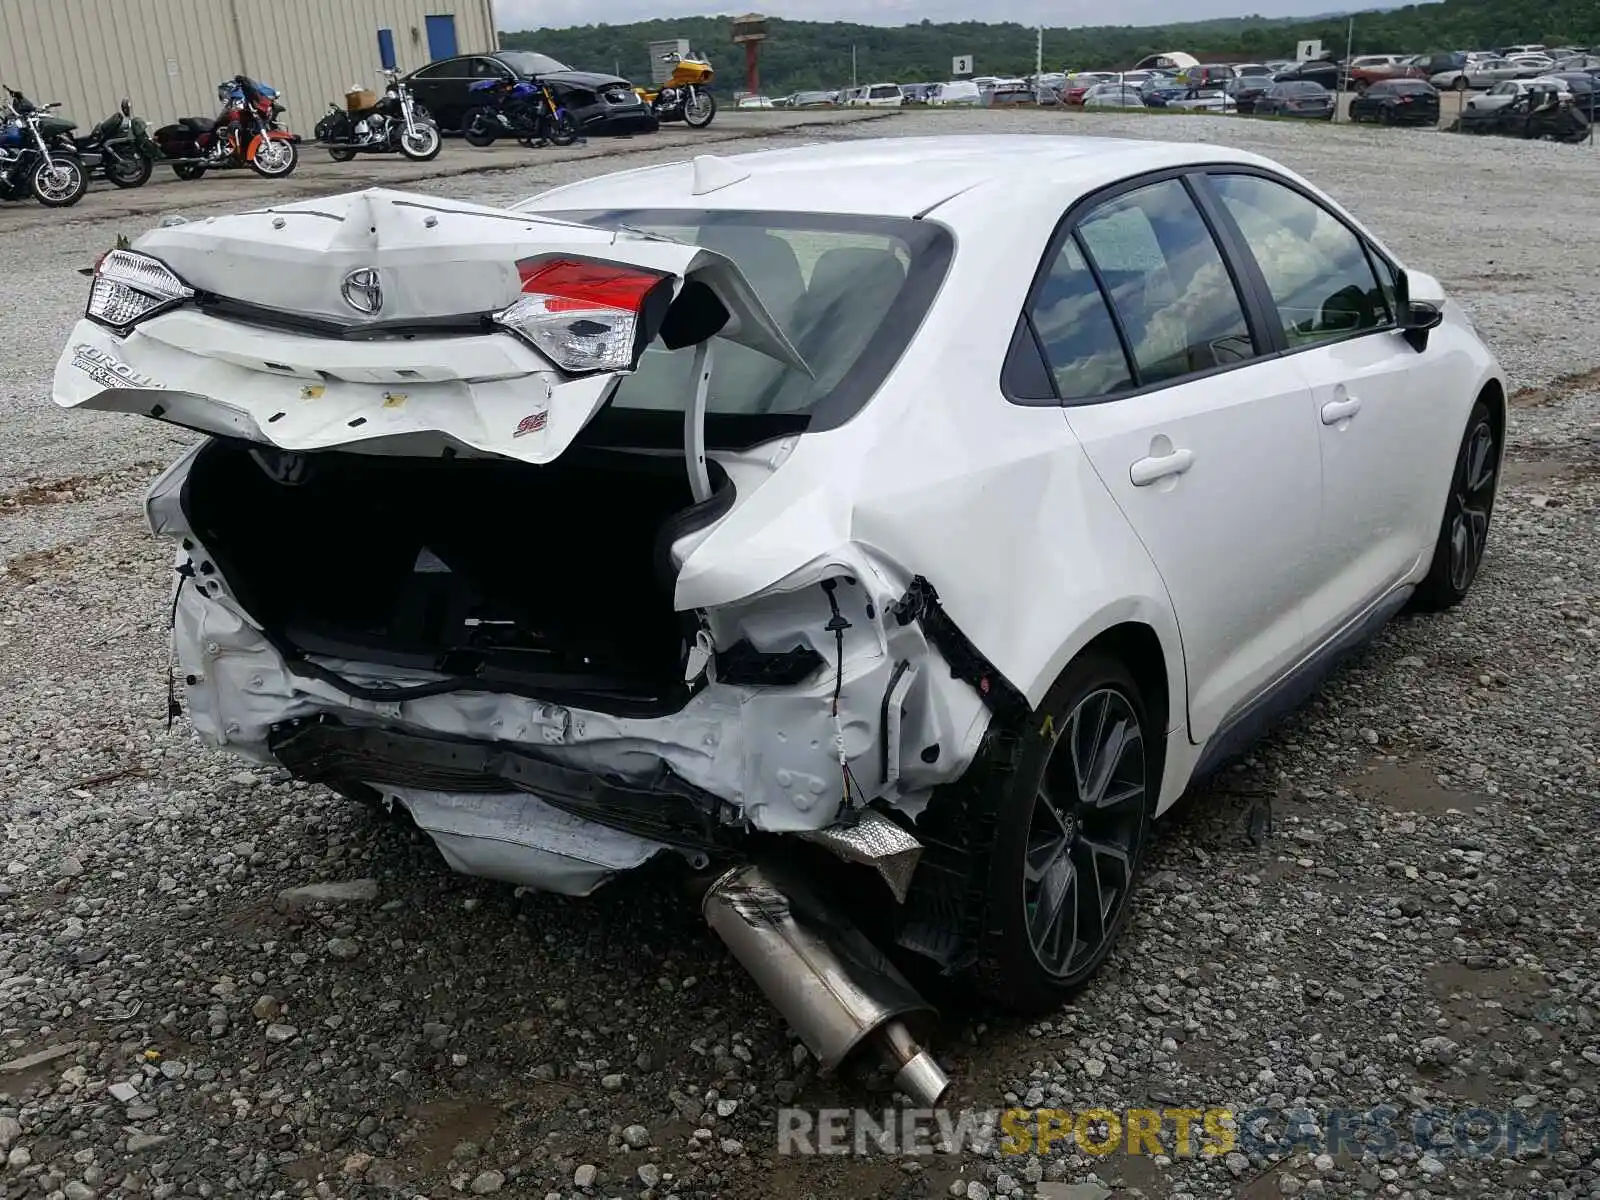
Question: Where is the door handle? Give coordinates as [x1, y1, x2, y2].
[1130, 447, 1194, 487]
[1320, 396, 1363, 425]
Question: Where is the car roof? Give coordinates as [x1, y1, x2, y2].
[517, 135, 1283, 220]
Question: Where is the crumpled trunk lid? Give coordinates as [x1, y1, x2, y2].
[52, 187, 804, 466]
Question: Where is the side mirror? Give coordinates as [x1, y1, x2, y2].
[1394, 269, 1443, 352]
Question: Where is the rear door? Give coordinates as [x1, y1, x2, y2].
[1198, 170, 1439, 648]
[1028, 173, 1321, 742]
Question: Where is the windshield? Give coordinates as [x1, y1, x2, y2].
[497, 51, 570, 75]
[535, 208, 953, 443]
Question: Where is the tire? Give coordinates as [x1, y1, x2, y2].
[29, 156, 88, 207]
[683, 89, 717, 128]
[398, 123, 441, 161]
[327, 146, 357, 162]
[546, 110, 579, 147]
[1411, 400, 1499, 611]
[248, 136, 297, 178]
[1454, 76, 1470, 92]
[462, 108, 496, 146]
[1381, 107, 1395, 125]
[172, 162, 207, 181]
[958, 652, 1159, 1014]
[106, 153, 153, 188]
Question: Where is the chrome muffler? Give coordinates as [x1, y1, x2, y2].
[702, 861, 951, 1106]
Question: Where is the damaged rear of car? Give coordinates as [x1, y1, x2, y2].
[54, 187, 1002, 1103]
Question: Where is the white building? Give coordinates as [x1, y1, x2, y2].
[0, 0, 498, 131]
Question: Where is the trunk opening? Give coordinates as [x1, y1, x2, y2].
[181, 439, 733, 715]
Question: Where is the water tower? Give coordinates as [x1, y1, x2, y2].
[731, 13, 768, 96]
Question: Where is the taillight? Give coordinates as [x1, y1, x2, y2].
[495, 255, 673, 374]
[86, 249, 194, 333]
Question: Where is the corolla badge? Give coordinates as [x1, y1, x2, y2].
[340, 266, 382, 315]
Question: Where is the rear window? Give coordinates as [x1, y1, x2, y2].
[534, 209, 953, 443]
[497, 51, 570, 76]
[869, 85, 900, 98]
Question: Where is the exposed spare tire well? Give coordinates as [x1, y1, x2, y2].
[180, 438, 735, 716]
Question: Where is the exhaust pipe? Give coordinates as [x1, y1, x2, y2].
[703, 861, 951, 1107]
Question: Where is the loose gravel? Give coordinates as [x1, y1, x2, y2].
[0, 109, 1596, 1199]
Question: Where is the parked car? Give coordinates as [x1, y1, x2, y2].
[985, 80, 1037, 106]
[1167, 86, 1233, 112]
[1062, 72, 1118, 105]
[1348, 78, 1441, 124]
[1178, 64, 1238, 88]
[1082, 82, 1146, 109]
[1140, 75, 1189, 107]
[1346, 54, 1412, 89]
[927, 80, 982, 106]
[736, 95, 774, 109]
[1226, 74, 1274, 113]
[1547, 72, 1600, 117]
[1430, 57, 1546, 91]
[789, 90, 837, 109]
[402, 50, 655, 135]
[55, 135, 1506, 1101]
[1272, 58, 1344, 91]
[1254, 80, 1336, 118]
[1464, 77, 1569, 112]
[900, 83, 935, 105]
[847, 83, 904, 108]
[1233, 63, 1274, 78]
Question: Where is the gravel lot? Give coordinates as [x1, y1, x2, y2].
[0, 108, 1596, 1200]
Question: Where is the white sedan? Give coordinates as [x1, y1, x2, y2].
[53, 136, 1504, 1102]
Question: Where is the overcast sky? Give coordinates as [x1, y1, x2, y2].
[494, 0, 1349, 32]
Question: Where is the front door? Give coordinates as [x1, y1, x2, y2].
[425, 14, 459, 61]
[1029, 175, 1321, 742]
[1201, 171, 1439, 647]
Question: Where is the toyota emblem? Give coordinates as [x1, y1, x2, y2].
[341, 267, 382, 315]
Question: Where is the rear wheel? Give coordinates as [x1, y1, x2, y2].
[1454, 76, 1470, 92]
[462, 108, 497, 146]
[961, 653, 1158, 1014]
[29, 156, 87, 207]
[327, 146, 357, 162]
[106, 153, 153, 188]
[172, 162, 207, 181]
[1412, 400, 1499, 611]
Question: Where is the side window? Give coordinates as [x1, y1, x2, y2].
[411, 61, 449, 79]
[1027, 238, 1134, 401]
[469, 58, 508, 78]
[1209, 173, 1391, 347]
[1075, 177, 1257, 386]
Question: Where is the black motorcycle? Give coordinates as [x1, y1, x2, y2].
[314, 69, 440, 162]
[0, 86, 88, 207]
[68, 98, 154, 188]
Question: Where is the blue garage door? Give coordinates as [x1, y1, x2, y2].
[425, 14, 459, 61]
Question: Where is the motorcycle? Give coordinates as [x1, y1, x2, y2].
[151, 75, 298, 181]
[634, 51, 717, 128]
[68, 98, 154, 189]
[0, 86, 88, 207]
[314, 69, 440, 162]
[462, 76, 579, 147]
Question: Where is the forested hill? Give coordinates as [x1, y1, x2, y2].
[501, 0, 1599, 93]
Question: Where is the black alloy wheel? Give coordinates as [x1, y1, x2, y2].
[1413, 400, 1499, 610]
[961, 653, 1158, 1014]
[1021, 687, 1148, 979]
